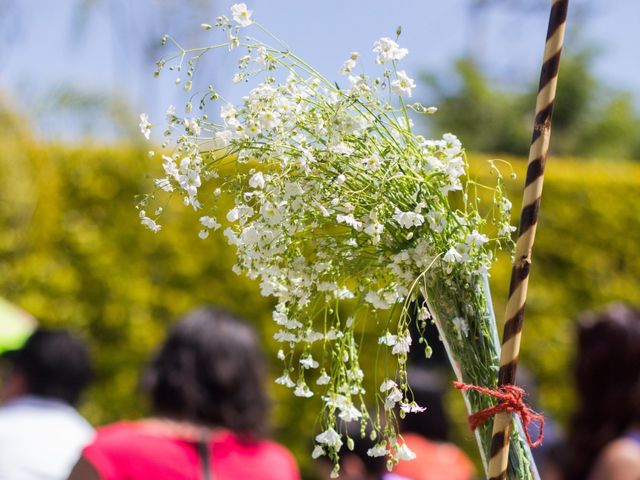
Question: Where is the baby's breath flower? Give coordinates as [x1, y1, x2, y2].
[316, 428, 343, 450]
[367, 444, 389, 457]
[384, 388, 403, 409]
[230, 3, 253, 26]
[400, 402, 426, 413]
[139, 113, 152, 140]
[340, 52, 359, 74]
[396, 443, 416, 461]
[373, 37, 408, 64]
[391, 333, 412, 356]
[380, 379, 397, 392]
[391, 70, 416, 97]
[311, 445, 326, 459]
[142, 7, 517, 472]
[275, 372, 295, 388]
[316, 371, 331, 385]
[300, 354, 320, 369]
[294, 382, 314, 398]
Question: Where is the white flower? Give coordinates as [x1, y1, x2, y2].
[316, 371, 331, 385]
[141, 217, 161, 233]
[466, 229, 488, 247]
[361, 154, 382, 171]
[277, 349, 286, 360]
[198, 229, 209, 239]
[391, 70, 416, 97]
[379, 379, 397, 392]
[300, 354, 319, 369]
[336, 213, 363, 231]
[341, 52, 359, 74]
[373, 37, 408, 64]
[378, 332, 397, 346]
[315, 428, 343, 450]
[365, 291, 391, 310]
[334, 287, 354, 300]
[260, 201, 284, 225]
[339, 404, 362, 422]
[348, 75, 370, 94]
[367, 444, 389, 457]
[274, 330, 297, 343]
[139, 113, 151, 140]
[391, 333, 412, 356]
[184, 118, 201, 136]
[311, 445, 325, 459]
[255, 46, 267, 64]
[393, 209, 424, 229]
[220, 104, 238, 126]
[443, 247, 463, 263]
[325, 328, 343, 340]
[249, 172, 266, 189]
[400, 402, 426, 413]
[364, 222, 384, 244]
[384, 388, 403, 409]
[259, 110, 280, 130]
[275, 373, 295, 388]
[294, 382, 314, 398]
[200, 216, 221, 230]
[230, 3, 253, 26]
[396, 443, 416, 461]
[417, 307, 431, 321]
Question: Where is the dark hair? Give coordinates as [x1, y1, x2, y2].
[143, 306, 269, 436]
[565, 304, 640, 480]
[1, 328, 92, 406]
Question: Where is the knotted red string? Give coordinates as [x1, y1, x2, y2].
[453, 381, 545, 448]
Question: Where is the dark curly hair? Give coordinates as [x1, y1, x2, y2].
[1, 328, 91, 406]
[143, 306, 269, 436]
[565, 304, 640, 480]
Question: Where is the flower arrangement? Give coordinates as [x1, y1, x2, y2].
[138, 4, 538, 478]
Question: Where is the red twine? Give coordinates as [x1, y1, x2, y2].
[453, 381, 545, 448]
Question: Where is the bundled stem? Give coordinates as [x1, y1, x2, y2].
[423, 273, 537, 478]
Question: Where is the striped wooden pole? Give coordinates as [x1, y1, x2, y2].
[487, 1, 569, 479]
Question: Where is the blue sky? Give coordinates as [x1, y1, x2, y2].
[1, 0, 639, 140]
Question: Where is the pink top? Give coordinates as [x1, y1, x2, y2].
[83, 422, 300, 480]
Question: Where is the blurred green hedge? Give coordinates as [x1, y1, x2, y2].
[1, 119, 638, 476]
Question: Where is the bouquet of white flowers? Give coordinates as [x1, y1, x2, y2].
[138, 4, 539, 478]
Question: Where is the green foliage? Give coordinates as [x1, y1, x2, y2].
[0, 109, 638, 475]
[475, 155, 640, 423]
[423, 53, 640, 159]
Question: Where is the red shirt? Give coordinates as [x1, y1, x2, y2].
[83, 422, 300, 480]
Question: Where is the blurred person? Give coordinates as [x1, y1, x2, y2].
[392, 367, 475, 480]
[0, 328, 94, 480]
[68, 306, 300, 480]
[563, 304, 640, 480]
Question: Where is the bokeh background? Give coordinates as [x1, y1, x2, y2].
[1, 0, 639, 477]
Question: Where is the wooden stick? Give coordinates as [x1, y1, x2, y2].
[487, 1, 569, 478]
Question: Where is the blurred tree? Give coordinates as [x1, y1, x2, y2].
[422, 51, 640, 159]
[1, 99, 639, 477]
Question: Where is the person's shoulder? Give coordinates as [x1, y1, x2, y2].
[221, 433, 299, 478]
[258, 438, 297, 460]
[226, 433, 295, 459]
[253, 438, 300, 480]
[89, 421, 143, 447]
[589, 437, 640, 480]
